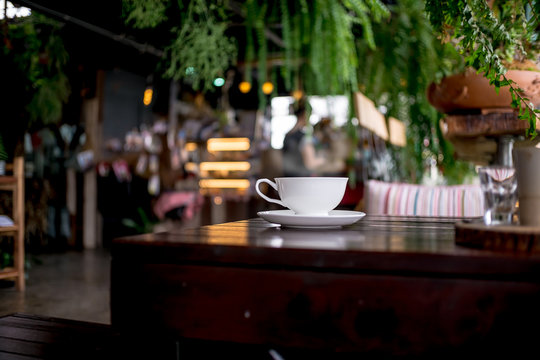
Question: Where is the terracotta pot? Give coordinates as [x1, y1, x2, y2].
[427, 70, 540, 114]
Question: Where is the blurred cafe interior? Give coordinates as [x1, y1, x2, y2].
[1, 0, 540, 358]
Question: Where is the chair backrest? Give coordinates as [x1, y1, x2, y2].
[260, 148, 283, 180]
[365, 179, 484, 217]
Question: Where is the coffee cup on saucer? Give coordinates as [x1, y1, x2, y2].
[255, 177, 348, 215]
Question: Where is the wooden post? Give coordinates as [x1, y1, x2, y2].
[14, 157, 24, 291]
[81, 70, 104, 249]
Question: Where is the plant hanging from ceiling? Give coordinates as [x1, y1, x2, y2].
[122, 0, 390, 97]
[123, 0, 486, 183]
[3, 14, 70, 126]
[165, 0, 237, 91]
[123, 0, 236, 92]
[356, 0, 473, 183]
[123, 0, 168, 28]
[425, 0, 540, 137]
[247, 0, 391, 97]
[0, 11, 70, 156]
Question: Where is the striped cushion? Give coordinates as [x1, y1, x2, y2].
[365, 180, 484, 217]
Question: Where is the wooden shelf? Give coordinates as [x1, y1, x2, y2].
[0, 157, 25, 291]
[0, 226, 18, 234]
[0, 267, 18, 280]
[0, 179, 16, 191]
[0, 176, 17, 184]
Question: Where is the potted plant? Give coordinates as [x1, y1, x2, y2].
[427, 65, 540, 114]
[424, 0, 540, 136]
[424, 0, 540, 225]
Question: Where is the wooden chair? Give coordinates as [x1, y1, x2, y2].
[0, 157, 25, 290]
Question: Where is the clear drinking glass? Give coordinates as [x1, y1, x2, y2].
[478, 166, 517, 225]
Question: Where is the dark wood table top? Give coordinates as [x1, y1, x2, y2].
[111, 216, 540, 357]
[112, 215, 540, 280]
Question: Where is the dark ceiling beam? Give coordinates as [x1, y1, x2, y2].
[11, 0, 164, 57]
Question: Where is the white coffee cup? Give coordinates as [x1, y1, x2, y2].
[255, 177, 348, 215]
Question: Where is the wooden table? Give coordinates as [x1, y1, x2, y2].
[111, 215, 540, 358]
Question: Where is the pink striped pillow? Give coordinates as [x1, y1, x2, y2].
[365, 180, 484, 217]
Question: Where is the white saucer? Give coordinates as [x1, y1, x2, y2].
[257, 210, 366, 228]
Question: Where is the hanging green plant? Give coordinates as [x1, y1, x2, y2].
[244, 0, 256, 85]
[122, 0, 390, 96]
[1, 11, 70, 158]
[272, 0, 390, 96]
[165, 1, 237, 91]
[0, 134, 8, 162]
[4, 14, 70, 127]
[123, 0, 237, 91]
[123, 0, 168, 28]
[124, 0, 491, 182]
[356, 0, 473, 184]
[425, 0, 540, 137]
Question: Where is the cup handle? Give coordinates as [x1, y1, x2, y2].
[255, 178, 285, 208]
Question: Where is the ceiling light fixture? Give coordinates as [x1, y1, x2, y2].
[213, 77, 225, 87]
[262, 81, 274, 95]
[207, 137, 250, 152]
[239, 81, 251, 93]
[143, 87, 153, 106]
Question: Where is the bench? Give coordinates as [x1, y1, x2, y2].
[0, 313, 178, 359]
[0, 313, 282, 359]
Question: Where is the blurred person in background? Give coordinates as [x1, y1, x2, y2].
[282, 106, 347, 177]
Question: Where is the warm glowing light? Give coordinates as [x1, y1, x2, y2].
[213, 196, 223, 205]
[200, 162, 251, 171]
[213, 77, 225, 87]
[143, 87, 153, 106]
[184, 162, 198, 172]
[207, 138, 250, 152]
[199, 179, 250, 189]
[185, 142, 198, 152]
[262, 81, 274, 95]
[207, 227, 247, 245]
[292, 89, 304, 100]
[239, 81, 252, 93]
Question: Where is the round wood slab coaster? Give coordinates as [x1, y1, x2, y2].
[455, 221, 540, 252]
